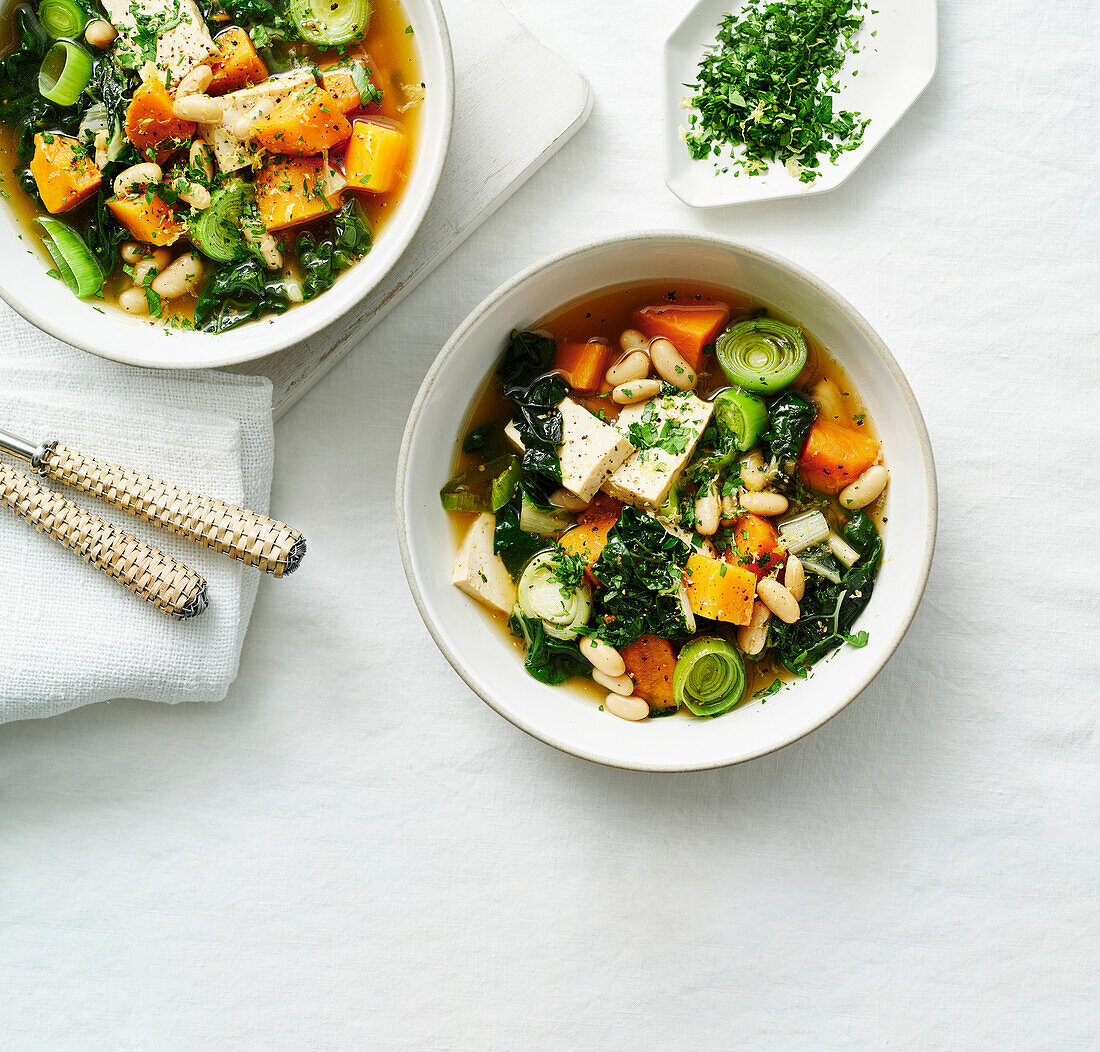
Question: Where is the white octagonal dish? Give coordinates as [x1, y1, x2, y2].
[663, 0, 937, 208]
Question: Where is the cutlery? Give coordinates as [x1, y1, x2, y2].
[0, 425, 305, 577]
[0, 461, 208, 619]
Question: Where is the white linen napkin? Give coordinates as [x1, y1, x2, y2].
[0, 304, 275, 723]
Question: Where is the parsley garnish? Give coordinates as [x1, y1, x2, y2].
[684, 0, 872, 182]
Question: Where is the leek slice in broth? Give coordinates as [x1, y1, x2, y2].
[517, 551, 591, 641]
[716, 318, 808, 393]
[673, 637, 746, 717]
[289, 0, 371, 46]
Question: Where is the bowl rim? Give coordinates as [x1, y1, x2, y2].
[396, 231, 938, 771]
[0, 0, 455, 371]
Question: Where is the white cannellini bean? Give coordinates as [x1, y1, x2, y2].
[812, 378, 846, 422]
[580, 637, 626, 679]
[151, 253, 203, 298]
[174, 179, 211, 210]
[243, 226, 282, 270]
[84, 19, 117, 48]
[736, 601, 772, 656]
[118, 288, 148, 315]
[738, 488, 789, 516]
[176, 64, 213, 97]
[605, 350, 650, 386]
[612, 378, 662, 405]
[649, 337, 696, 390]
[93, 129, 108, 169]
[694, 487, 720, 537]
[549, 488, 588, 512]
[840, 465, 889, 509]
[113, 162, 162, 197]
[152, 247, 172, 270]
[233, 98, 275, 140]
[619, 328, 648, 354]
[131, 259, 159, 286]
[605, 693, 649, 722]
[784, 555, 805, 602]
[172, 94, 224, 122]
[757, 577, 800, 624]
[189, 140, 214, 183]
[120, 242, 147, 264]
[739, 450, 767, 492]
[594, 669, 634, 697]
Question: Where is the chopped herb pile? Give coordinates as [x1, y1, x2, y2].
[684, 0, 872, 182]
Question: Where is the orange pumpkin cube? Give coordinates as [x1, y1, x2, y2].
[30, 133, 102, 214]
[798, 418, 881, 494]
[209, 27, 268, 94]
[621, 636, 678, 711]
[320, 63, 376, 114]
[343, 120, 408, 194]
[252, 83, 352, 156]
[254, 156, 343, 232]
[633, 301, 731, 370]
[682, 552, 756, 625]
[106, 193, 185, 246]
[125, 79, 195, 163]
[555, 339, 610, 392]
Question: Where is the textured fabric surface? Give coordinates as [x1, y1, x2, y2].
[0, 0, 1097, 1048]
[0, 307, 274, 721]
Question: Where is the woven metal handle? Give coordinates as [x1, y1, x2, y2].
[39, 444, 305, 577]
[0, 462, 208, 619]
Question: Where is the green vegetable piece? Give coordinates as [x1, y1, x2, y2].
[193, 256, 290, 333]
[288, 0, 371, 46]
[439, 455, 519, 514]
[36, 217, 103, 297]
[761, 390, 817, 459]
[38, 39, 93, 106]
[519, 493, 573, 538]
[713, 386, 768, 451]
[517, 549, 591, 641]
[297, 199, 372, 301]
[462, 417, 509, 460]
[507, 610, 590, 685]
[716, 318, 808, 393]
[190, 180, 250, 262]
[38, 0, 87, 39]
[673, 636, 746, 717]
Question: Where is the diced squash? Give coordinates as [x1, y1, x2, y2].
[252, 83, 351, 155]
[29, 133, 102, 214]
[798, 418, 881, 494]
[728, 513, 785, 581]
[343, 120, 407, 194]
[125, 79, 195, 163]
[682, 552, 756, 626]
[558, 494, 622, 581]
[208, 27, 268, 94]
[633, 301, 731, 370]
[320, 63, 374, 114]
[254, 155, 343, 232]
[621, 636, 678, 711]
[555, 340, 610, 392]
[106, 193, 184, 246]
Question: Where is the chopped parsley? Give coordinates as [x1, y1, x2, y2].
[684, 0, 872, 182]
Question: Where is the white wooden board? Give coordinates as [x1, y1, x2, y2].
[233, 0, 591, 418]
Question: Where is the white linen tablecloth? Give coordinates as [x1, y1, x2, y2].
[0, 0, 1096, 1047]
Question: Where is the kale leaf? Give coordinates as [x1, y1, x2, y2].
[508, 611, 590, 686]
[297, 200, 372, 300]
[761, 390, 817, 460]
[194, 257, 290, 333]
[592, 507, 692, 648]
[509, 373, 569, 507]
[198, 0, 296, 43]
[493, 501, 549, 578]
[0, 10, 65, 162]
[462, 417, 510, 460]
[497, 329, 556, 397]
[770, 510, 882, 676]
[82, 189, 128, 272]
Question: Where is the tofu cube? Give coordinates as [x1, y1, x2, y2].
[452, 513, 516, 615]
[503, 420, 525, 453]
[556, 397, 635, 503]
[104, 0, 218, 85]
[606, 391, 713, 507]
